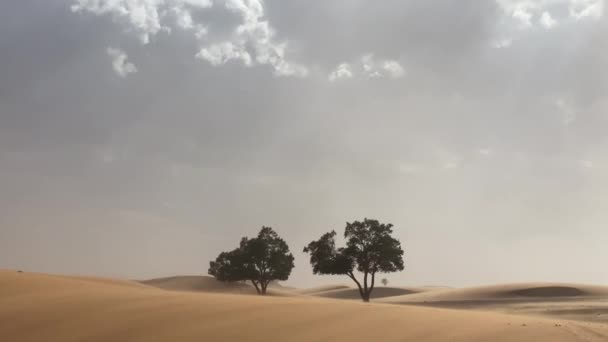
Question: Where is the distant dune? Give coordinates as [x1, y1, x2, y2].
[379, 283, 608, 304]
[141, 275, 254, 293]
[2, 270, 608, 341]
[307, 286, 436, 300]
[292, 284, 351, 295]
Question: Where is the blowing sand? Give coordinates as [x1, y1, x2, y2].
[2, 270, 608, 341]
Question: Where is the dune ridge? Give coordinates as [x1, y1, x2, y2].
[379, 283, 608, 304]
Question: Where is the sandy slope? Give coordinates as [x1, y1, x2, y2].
[2, 271, 608, 342]
[379, 283, 608, 303]
[378, 283, 608, 325]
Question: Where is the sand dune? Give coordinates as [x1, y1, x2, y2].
[309, 286, 435, 300]
[293, 284, 351, 295]
[379, 283, 608, 304]
[378, 283, 608, 325]
[2, 270, 608, 342]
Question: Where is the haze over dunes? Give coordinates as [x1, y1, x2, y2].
[141, 275, 295, 296]
[2, 270, 608, 342]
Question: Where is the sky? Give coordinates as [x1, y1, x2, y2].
[1, 0, 607, 288]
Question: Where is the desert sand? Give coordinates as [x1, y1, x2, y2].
[2, 270, 608, 341]
[378, 283, 608, 325]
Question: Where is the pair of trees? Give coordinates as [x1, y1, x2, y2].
[208, 219, 404, 302]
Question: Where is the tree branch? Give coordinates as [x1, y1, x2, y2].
[347, 272, 365, 299]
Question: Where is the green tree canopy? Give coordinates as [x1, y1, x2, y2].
[209, 227, 295, 295]
[303, 218, 404, 302]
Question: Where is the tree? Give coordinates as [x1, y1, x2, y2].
[209, 227, 295, 295]
[381, 278, 388, 287]
[303, 218, 404, 302]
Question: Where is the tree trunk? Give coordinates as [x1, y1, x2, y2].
[347, 272, 365, 300]
[347, 272, 375, 302]
[261, 281, 268, 295]
[367, 271, 376, 299]
[251, 280, 261, 295]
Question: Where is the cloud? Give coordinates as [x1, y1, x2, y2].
[328, 54, 405, 82]
[72, 0, 307, 77]
[72, 0, 213, 44]
[540, 11, 558, 29]
[328, 63, 353, 82]
[512, 4, 536, 28]
[570, 0, 604, 20]
[497, 0, 539, 28]
[169, 3, 208, 37]
[107, 47, 137, 77]
[196, 0, 308, 77]
[196, 41, 252, 66]
[382, 60, 406, 79]
[497, 0, 602, 30]
[329, 55, 405, 81]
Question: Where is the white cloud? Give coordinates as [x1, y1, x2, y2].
[72, 0, 307, 77]
[513, 5, 536, 27]
[107, 47, 137, 77]
[497, 0, 539, 28]
[196, 0, 308, 77]
[570, 0, 604, 19]
[327, 55, 405, 81]
[170, 4, 208, 38]
[71, 0, 212, 44]
[540, 11, 558, 28]
[382, 60, 406, 78]
[328, 63, 353, 82]
[361, 54, 405, 79]
[497, 0, 603, 25]
[196, 41, 252, 66]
